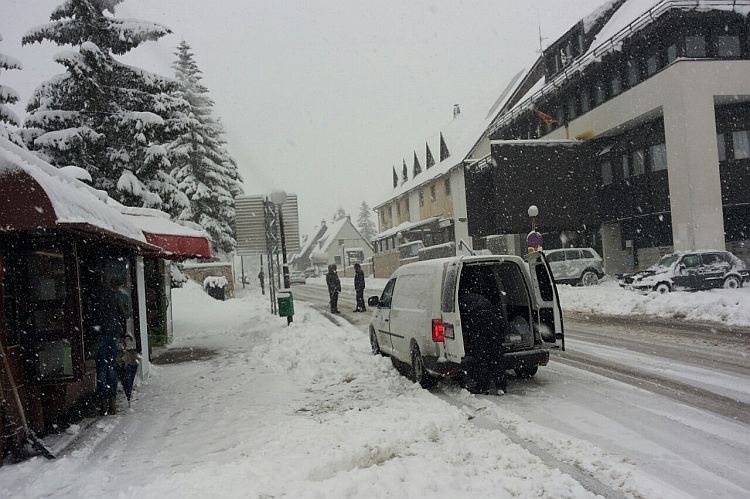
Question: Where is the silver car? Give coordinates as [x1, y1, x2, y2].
[544, 248, 604, 286]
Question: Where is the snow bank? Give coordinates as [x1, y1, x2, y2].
[559, 279, 750, 327]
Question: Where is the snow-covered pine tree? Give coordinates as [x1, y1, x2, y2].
[168, 40, 244, 253]
[22, 0, 188, 211]
[0, 32, 24, 146]
[401, 159, 408, 185]
[356, 201, 377, 243]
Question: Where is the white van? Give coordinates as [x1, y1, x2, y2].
[367, 253, 564, 388]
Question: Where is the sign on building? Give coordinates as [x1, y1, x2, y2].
[235, 194, 301, 256]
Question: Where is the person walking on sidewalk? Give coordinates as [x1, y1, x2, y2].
[353, 263, 366, 312]
[326, 264, 341, 314]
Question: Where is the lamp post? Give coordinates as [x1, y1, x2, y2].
[526, 205, 543, 252]
[270, 189, 290, 290]
[527, 205, 539, 231]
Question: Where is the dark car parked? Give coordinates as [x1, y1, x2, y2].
[620, 250, 749, 293]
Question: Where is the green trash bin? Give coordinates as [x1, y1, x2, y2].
[277, 291, 294, 320]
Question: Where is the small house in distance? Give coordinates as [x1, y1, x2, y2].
[293, 217, 373, 276]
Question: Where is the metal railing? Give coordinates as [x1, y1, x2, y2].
[485, 0, 750, 137]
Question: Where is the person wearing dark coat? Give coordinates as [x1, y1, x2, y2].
[353, 263, 366, 312]
[326, 264, 342, 313]
[93, 273, 130, 415]
[458, 290, 505, 394]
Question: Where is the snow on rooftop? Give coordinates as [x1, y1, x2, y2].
[317, 218, 351, 253]
[0, 135, 146, 243]
[378, 70, 532, 207]
[374, 216, 440, 241]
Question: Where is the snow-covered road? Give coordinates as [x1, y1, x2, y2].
[1, 282, 748, 498]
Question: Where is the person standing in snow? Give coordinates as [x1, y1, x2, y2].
[353, 263, 366, 312]
[93, 273, 130, 415]
[326, 264, 341, 314]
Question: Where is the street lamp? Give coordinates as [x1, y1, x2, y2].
[526, 205, 543, 252]
[527, 205, 539, 231]
[270, 189, 290, 290]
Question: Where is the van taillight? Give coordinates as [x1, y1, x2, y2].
[432, 319, 445, 342]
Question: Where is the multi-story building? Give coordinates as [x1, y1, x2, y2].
[468, 0, 750, 273]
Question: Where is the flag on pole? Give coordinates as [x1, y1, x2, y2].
[533, 108, 557, 126]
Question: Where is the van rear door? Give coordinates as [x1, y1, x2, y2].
[440, 260, 464, 362]
[524, 252, 565, 350]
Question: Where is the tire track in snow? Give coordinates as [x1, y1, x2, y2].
[433, 391, 633, 499]
[553, 350, 750, 424]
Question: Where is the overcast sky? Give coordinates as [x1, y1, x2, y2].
[3, 0, 605, 236]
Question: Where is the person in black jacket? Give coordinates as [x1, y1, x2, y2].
[353, 263, 366, 312]
[326, 264, 341, 313]
[93, 273, 130, 415]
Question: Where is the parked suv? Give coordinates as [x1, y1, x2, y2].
[544, 248, 604, 286]
[620, 250, 749, 293]
[367, 253, 564, 389]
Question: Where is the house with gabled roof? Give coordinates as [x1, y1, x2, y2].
[292, 217, 373, 274]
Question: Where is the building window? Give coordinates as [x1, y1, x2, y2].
[419, 190, 424, 207]
[646, 55, 659, 76]
[404, 201, 410, 217]
[732, 130, 750, 160]
[632, 149, 646, 176]
[601, 161, 613, 186]
[334, 256, 341, 265]
[717, 35, 741, 57]
[430, 185, 437, 202]
[650, 143, 668, 171]
[580, 87, 591, 113]
[610, 75, 622, 97]
[685, 35, 706, 57]
[594, 81, 606, 105]
[386, 206, 392, 220]
[396, 203, 401, 217]
[444, 178, 451, 195]
[666, 44, 678, 64]
[622, 154, 631, 179]
[717, 134, 727, 162]
[567, 96, 577, 120]
[626, 60, 639, 87]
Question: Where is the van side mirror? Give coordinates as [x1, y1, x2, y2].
[368, 296, 380, 307]
[678, 264, 686, 275]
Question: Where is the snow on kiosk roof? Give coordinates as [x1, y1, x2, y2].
[0, 136, 153, 249]
[117, 205, 214, 260]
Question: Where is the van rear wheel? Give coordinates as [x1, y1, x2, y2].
[411, 346, 436, 389]
[514, 365, 538, 378]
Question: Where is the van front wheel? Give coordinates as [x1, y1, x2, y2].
[411, 346, 436, 389]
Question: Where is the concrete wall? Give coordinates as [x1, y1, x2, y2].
[546, 59, 750, 253]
